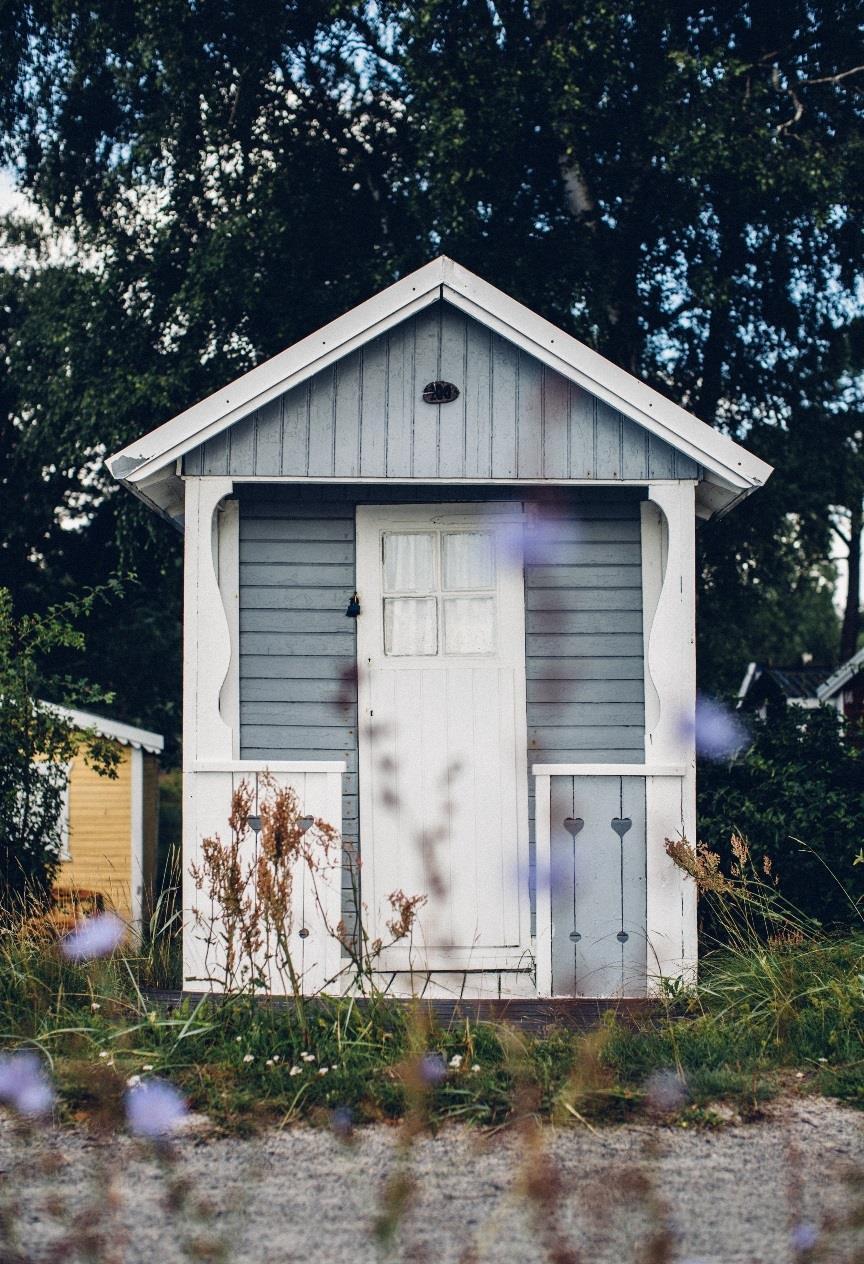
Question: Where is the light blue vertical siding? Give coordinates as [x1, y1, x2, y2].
[185, 304, 700, 483]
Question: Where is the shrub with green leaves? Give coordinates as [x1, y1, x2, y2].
[0, 584, 122, 906]
[697, 705, 864, 930]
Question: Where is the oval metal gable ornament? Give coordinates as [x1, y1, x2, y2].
[422, 380, 460, 404]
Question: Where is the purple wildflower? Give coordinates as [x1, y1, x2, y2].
[331, 1106, 355, 1139]
[644, 1068, 688, 1113]
[419, 1053, 447, 1086]
[0, 1051, 55, 1117]
[61, 911, 126, 960]
[125, 1078, 187, 1138]
[791, 1223, 819, 1253]
[680, 694, 749, 761]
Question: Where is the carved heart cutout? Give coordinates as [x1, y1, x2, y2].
[563, 817, 584, 839]
[611, 817, 632, 838]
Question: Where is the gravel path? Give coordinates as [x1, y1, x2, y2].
[1, 1097, 862, 1263]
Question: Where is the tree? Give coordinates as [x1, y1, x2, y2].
[0, 1, 861, 708]
[697, 703, 864, 929]
[0, 585, 121, 906]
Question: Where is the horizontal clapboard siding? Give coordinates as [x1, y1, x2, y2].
[186, 303, 700, 483]
[238, 485, 645, 940]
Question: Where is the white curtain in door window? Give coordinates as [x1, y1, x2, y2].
[383, 532, 436, 592]
[443, 597, 496, 654]
[442, 532, 495, 590]
[384, 597, 438, 656]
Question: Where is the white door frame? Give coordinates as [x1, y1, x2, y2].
[355, 501, 532, 971]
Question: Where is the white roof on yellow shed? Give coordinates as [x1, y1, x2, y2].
[44, 703, 164, 755]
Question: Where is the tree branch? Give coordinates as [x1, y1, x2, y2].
[804, 64, 864, 87]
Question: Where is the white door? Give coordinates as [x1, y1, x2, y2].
[356, 503, 530, 972]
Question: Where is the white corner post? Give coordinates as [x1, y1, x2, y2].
[182, 476, 236, 987]
[534, 772, 552, 997]
[641, 483, 697, 993]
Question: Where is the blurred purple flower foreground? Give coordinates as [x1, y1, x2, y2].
[125, 1078, 188, 1138]
[0, 1050, 55, 1117]
[644, 1068, 688, 1113]
[419, 1053, 447, 1086]
[680, 693, 749, 761]
[61, 911, 126, 960]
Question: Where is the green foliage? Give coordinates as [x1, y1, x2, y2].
[0, 909, 862, 1129]
[697, 706, 864, 928]
[0, 584, 122, 904]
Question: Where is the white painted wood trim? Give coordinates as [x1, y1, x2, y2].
[216, 498, 240, 758]
[534, 773, 552, 997]
[182, 477, 235, 766]
[189, 761, 348, 774]
[642, 482, 697, 993]
[531, 763, 686, 777]
[110, 255, 771, 497]
[183, 764, 344, 995]
[194, 475, 696, 487]
[130, 746, 144, 935]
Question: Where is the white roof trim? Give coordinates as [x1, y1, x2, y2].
[816, 646, 864, 701]
[108, 256, 772, 507]
[736, 661, 759, 705]
[42, 702, 164, 754]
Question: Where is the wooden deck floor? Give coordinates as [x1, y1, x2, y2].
[144, 990, 658, 1032]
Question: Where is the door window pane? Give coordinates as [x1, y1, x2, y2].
[384, 597, 438, 656]
[443, 597, 495, 655]
[442, 532, 494, 590]
[383, 532, 435, 593]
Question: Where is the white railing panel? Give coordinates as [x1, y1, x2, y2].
[183, 762, 344, 996]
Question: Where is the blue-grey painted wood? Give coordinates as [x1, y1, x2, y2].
[185, 303, 701, 482]
[550, 775, 647, 997]
[237, 484, 645, 957]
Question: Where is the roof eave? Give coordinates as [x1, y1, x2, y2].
[108, 255, 773, 515]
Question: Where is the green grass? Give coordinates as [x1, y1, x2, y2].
[0, 922, 862, 1132]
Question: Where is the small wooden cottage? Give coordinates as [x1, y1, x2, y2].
[739, 649, 864, 727]
[51, 706, 163, 930]
[109, 258, 771, 999]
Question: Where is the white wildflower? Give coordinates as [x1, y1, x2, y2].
[242, 1054, 254, 1064]
[90, 1002, 101, 1012]
[126, 1075, 141, 1088]
[449, 1055, 463, 1069]
[300, 1052, 316, 1062]
[471, 1064, 481, 1073]
[317, 1067, 329, 1077]
[289, 1066, 302, 1077]
[142, 1064, 154, 1072]
[98, 1051, 110, 1060]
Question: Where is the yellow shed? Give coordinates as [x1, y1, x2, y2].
[52, 708, 164, 930]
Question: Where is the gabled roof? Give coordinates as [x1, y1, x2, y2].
[42, 702, 164, 754]
[737, 661, 835, 708]
[108, 256, 772, 526]
[817, 646, 864, 701]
